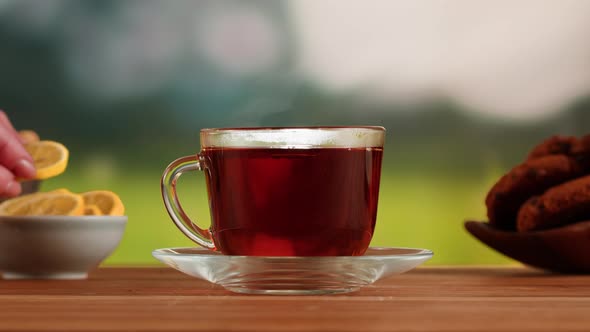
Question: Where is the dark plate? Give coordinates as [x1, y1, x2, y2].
[465, 220, 590, 273]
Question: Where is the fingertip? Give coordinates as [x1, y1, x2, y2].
[14, 159, 36, 179]
[2, 180, 22, 198]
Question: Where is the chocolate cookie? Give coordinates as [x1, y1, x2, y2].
[486, 154, 585, 230]
[526, 136, 577, 160]
[571, 134, 590, 157]
[517, 175, 590, 232]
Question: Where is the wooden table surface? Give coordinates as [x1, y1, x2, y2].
[0, 267, 589, 332]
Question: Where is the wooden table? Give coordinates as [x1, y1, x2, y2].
[0, 267, 589, 331]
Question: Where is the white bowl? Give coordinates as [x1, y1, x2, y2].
[0, 215, 127, 279]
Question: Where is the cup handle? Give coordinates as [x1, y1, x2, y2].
[161, 155, 215, 249]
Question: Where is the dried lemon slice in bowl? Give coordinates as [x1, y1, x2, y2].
[81, 191, 125, 216]
[0, 189, 73, 215]
[83, 204, 103, 216]
[0, 189, 125, 217]
[0, 191, 83, 216]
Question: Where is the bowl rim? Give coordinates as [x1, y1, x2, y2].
[0, 215, 128, 224]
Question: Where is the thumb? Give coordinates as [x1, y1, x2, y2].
[0, 125, 36, 179]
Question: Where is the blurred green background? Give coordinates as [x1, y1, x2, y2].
[2, 0, 590, 265]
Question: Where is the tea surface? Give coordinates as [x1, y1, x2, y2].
[202, 147, 383, 256]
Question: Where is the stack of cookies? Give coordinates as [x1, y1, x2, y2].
[486, 135, 590, 232]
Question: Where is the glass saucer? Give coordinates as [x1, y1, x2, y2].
[152, 247, 433, 295]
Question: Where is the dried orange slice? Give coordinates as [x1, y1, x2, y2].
[83, 204, 103, 216]
[18, 130, 40, 145]
[0, 191, 83, 216]
[24, 141, 69, 180]
[81, 190, 124, 216]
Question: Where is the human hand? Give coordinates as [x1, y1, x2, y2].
[0, 111, 37, 197]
